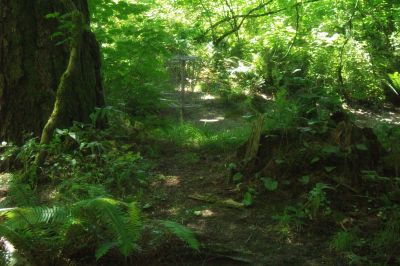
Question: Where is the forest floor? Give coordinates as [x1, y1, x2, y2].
[1, 91, 399, 265]
[139, 91, 344, 266]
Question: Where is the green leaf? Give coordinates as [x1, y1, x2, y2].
[261, 178, 278, 191]
[311, 157, 320, 164]
[299, 175, 310, 185]
[322, 145, 340, 154]
[160, 220, 200, 250]
[95, 242, 118, 260]
[45, 12, 60, 19]
[232, 173, 243, 183]
[324, 166, 336, 173]
[242, 192, 253, 206]
[355, 143, 368, 151]
[227, 163, 237, 170]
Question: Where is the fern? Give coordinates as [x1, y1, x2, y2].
[0, 198, 142, 260]
[3, 206, 67, 228]
[72, 198, 142, 258]
[95, 241, 119, 260]
[159, 220, 200, 250]
[0, 224, 29, 252]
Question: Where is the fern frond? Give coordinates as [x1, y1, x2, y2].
[160, 220, 200, 250]
[0, 206, 69, 229]
[0, 198, 142, 260]
[0, 224, 28, 251]
[127, 202, 142, 237]
[95, 241, 119, 260]
[72, 198, 141, 258]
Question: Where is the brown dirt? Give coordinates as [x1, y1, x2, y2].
[140, 91, 340, 265]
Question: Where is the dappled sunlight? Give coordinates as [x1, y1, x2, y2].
[0, 238, 15, 263]
[47, 189, 59, 200]
[164, 176, 181, 187]
[2, 0, 400, 264]
[167, 206, 182, 216]
[346, 105, 400, 126]
[0, 173, 11, 183]
[256, 92, 275, 101]
[201, 94, 217, 100]
[194, 209, 216, 217]
[199, 116, 225, 124]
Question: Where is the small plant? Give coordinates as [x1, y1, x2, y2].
[158, 220, 200, 250]
[261, 177, 279, 191]
[330, 230, 357, 252]
[242, 188, 256, 207]
[263, 88, 300, 130]
[272, 205, 306, 236]
[304, 183, 333, 220]
[299, 175, 311, 185]
[373, 205, 400, 256]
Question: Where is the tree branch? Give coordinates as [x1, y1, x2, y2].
[204, 0, 322, 45]
[203, 1, 274, 38]
[281, 3, 301, 60]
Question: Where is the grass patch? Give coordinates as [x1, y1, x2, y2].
[148, 122, 251, 152]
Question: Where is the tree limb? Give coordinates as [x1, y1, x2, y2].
[281, 3, 301, 60]
[208, 0, 322, 45]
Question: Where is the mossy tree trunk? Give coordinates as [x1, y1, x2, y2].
[0, 0, 105, 143]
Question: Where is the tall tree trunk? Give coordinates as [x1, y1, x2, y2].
[0, 0, 105, 143]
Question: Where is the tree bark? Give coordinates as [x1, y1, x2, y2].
[0, 0, 105, 143]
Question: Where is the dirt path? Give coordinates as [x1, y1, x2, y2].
[146, 151, 338, 265]
[347, 104, 400, 127]
[143, 91, 338, 265]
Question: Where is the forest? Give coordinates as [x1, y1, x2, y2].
[0, 0, 400, 265]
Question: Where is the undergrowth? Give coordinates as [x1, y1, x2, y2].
[0, 110, 200, 265]
[231, 90, 400, 265]
[148, 121, 251, 152]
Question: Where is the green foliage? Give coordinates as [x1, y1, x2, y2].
[299, 175, 310, 185]
[88, 0, 189, 116]
[149, 121, 251, 152]
[272, 205, 306, 235]
[75, 198, 142, 258]
[159, 220, 200, 250]
[330, 230, 358, 252]
[261, 177, 279, 192]
[45, 11, 83, 46]
[0, 198, 142, 262]
[305, 183, 333, 220]
[242, 190, 253, 207]
[388, 72, 400, 93]
[373, 205, 400, 253]
[3, 0, 400, 264]
[0, 117, 203, 263]
[264, 89, 300, 130]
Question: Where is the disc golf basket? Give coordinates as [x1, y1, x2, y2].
[167, 55, 201, 122]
